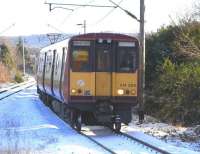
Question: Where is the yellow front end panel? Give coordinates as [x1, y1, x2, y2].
[70, 71, 95, 96]
[95, 72, 111, 96]
[112, 72, 138, 96]
[70, 71, 137, 97]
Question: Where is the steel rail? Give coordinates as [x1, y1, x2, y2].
[0, 82, 35, 100]
[0, 89, 7, 94]
[80, 126, 171, 154]
[0, 81, 34, 94]
[0, 84, 22, 94]
[77, 130, 117, 154]
[0, 85, 20, 94]
[117, 132, 172, 154]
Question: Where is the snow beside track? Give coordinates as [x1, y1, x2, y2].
[0, 86, 109, 154]
[121, 114, 200, 153]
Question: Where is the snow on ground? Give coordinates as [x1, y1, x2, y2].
[121, 113, 200, 153]
[0, 82, 15, 89]
[82, 125, 199, 154]
[0, 84, 199, 154]
[0, 86, 109, 154]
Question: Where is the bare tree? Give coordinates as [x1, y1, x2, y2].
[194, 1, 200, 19]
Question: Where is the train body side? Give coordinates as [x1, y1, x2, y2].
[37, 39, 69, 102]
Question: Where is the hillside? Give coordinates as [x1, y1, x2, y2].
[7, 34, 73, 48]
[6, 33, 137, 49]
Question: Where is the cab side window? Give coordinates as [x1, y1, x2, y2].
[118, 50, 135, 71]
[117, 42, 136, 72]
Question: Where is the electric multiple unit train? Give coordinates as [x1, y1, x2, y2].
[37, 33, 141, 132]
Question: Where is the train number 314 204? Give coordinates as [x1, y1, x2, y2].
[120, 83, 136, 87]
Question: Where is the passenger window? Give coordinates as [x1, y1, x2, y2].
[40, 58, 43, 73]
[54, 53, 59, 75]
[45, 56, 48, 73]
[46, 54, 52, 73]
[72, 49, 90, 72]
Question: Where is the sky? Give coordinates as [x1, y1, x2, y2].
[0, 0, 196, 36]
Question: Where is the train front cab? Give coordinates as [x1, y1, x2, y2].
[68, 34, 139, 130]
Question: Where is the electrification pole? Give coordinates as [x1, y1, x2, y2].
[83, 20, 86, 34]
[22, 37, 26, 76]
[138, 0, 145, 122]
[77, 20, 86, 34]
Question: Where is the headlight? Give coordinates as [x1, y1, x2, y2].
[71, 89, 76, 94]
[131, 90, 136, 95]
[117, 89, 124, 95]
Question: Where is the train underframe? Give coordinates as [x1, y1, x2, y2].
[38, 89, 137, 132]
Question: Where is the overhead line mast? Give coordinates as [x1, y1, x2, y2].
[139, 0, 145, 123]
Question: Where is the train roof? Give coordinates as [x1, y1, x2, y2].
[40, 38, 70, 53]
[39, 33, 138, 54]
[71, 33, 138, 41]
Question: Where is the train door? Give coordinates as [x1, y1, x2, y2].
[51, 49, 56, 95]
[95, 40, 112, 97]
[42, 52, 47, 92]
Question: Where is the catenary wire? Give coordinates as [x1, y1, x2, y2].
[94, 0, 124, 25]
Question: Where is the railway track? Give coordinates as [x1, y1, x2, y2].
[0, 79, 35, 93]
[80, 126, 172, 154]
[0, 85, 19, 94]
[117, 132, 171, 154]
[78, 129, 117, 154]
[0, 80, 36, 100]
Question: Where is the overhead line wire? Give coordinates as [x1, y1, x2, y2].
[109, 0, 140, 22]
[45, 2, 116, 8]
[94, 0, 124, 25]
[60, 0, 96, 25]
[0, 23, 15, 35]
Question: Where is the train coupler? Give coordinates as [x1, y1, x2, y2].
[112, 115, 121, 132]
[112, 114, 121, 123]
[94, 102, 113, 123]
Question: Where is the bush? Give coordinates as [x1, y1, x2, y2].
[146, 58, 200, 126]
[14, 72, 23, 83]
[0, 44, 14, 69]
[145, 20, 200, 126]
[145, 21, 200, 89]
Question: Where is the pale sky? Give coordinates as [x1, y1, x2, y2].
[0, 0, 196, 36]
